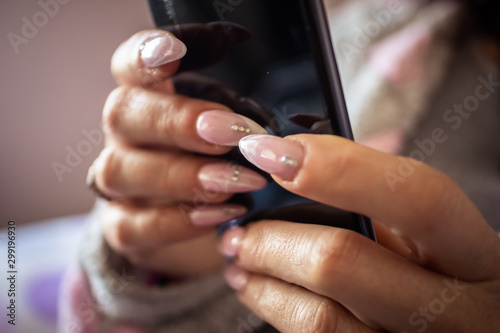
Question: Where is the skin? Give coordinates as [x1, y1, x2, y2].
[91, 30, 500, 331]
[95, 30, 234, 276]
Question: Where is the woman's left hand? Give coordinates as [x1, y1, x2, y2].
[219, 134, 500, 333]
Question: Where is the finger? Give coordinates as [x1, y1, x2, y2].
[224, 267, 378, 333]
[111, 30, 186, 87]
[102, 202, 247, 255]
[129, 231, 224, 277]
[238, 134, 500, 281]
[103, 86, 268, 154]
[173, 73, 280, 135]
[372, 220, 413, 259]
[221, 221, 472, 332]
[90, 145, 267, 201]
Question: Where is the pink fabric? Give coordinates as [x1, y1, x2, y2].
[58, 267, 100, 333]
[360, 129, 405, 154]
[58, 267, 155, 333]
[369, 25, 431, 86]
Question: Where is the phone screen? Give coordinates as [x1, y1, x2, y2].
[148, 0, 376, 240]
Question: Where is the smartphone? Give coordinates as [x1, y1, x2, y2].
[147, 0, 376, 241]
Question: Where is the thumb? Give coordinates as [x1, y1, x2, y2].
[111, 29, 186, 87]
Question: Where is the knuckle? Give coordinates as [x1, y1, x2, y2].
[310, 229, 361, 284]
[154, 106, 177, 144]
[143, 209, 174, 244]
[157, 157, 177, 193]
[102, 204, 135, 254]
[95, 146, 121, 194]
[153, 95, 195, 145]
[102, 86, 132, 135]
[306, 299, 338, 333]
[111, 221, 133, 254]
[156, 157, 184, 200]
[287, 295, 337, 333]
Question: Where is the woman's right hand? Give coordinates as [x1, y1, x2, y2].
[88, 30, 268, 277]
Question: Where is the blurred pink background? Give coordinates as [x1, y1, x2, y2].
[0, 0, 153, 224]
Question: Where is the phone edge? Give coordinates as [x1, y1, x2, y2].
[305, 0, 377, 241]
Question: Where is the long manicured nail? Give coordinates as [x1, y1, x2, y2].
[239, 135, 304, 181]
[196, 110, 268, 146]
[219, 227, 246, 258]
[199, 162, 267, 193]
[224, 265, 249, 291]
[139, 34, 187, 68]
[189, 205, 247, 227]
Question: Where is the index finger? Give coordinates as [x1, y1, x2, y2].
[111, 30, 186, 87]
[238, 134, 500, 281]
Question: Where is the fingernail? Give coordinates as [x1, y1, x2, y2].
[219, 227, 246, 258]
[139, 34, 187, 68]
[224, 265, 249, 291]
[239, 135, 304, 181]
[196, 110, 268, 146]
[189, 205, 247, 227]
[199, 162, 267, 193]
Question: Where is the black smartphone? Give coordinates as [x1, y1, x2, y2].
[147, 0, 376, 241]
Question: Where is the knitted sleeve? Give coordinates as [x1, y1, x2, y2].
[58, 203, 266, 333]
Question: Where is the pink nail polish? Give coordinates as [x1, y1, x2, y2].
[219, 227, 246, 258]
[196, 110, 268, 146]
[224, 265, 249, 291]
[198, 162, 267, 193]
[189, 205, 247, 227]
[239, 135, 304, 181]
[139, 34, 187, 68]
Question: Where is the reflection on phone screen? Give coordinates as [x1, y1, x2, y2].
[148, 0, 376, 240]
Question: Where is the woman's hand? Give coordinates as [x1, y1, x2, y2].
[220, 134, 500, 332]
[88, 30, 269, 276]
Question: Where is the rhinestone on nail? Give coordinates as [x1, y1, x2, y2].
[231, 124, 252, 134]
[280, 156, 298, 168]
[231, 165, 242, 182]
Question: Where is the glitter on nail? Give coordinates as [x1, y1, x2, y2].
[280, 156, 298, 168]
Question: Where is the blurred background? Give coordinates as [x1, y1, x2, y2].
[0, 3, 158, 332]
[1, 0, 154, 225]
